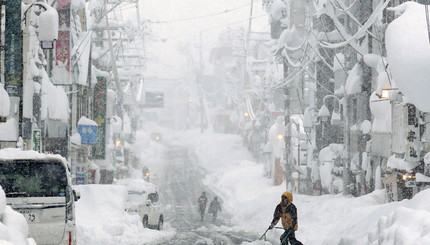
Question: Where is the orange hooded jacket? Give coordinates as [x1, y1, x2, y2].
[271, 191, 299, 230]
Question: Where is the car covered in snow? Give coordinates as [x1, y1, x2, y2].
[0, 148, 79, 245]
[114, 178, 164, 230]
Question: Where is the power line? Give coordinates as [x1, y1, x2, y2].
[150, 3, 251, 24]
[164, 14, 268, 41]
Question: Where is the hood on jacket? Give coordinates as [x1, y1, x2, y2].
[281, 191, 293, 205]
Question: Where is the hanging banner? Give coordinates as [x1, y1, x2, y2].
[93, 76, 107, 159]
[4, 0, 23, 97]
[53, 0, 71, 84]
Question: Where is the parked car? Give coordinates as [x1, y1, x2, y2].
[0, 148, 79, 245]
[115, 178, 164, 230]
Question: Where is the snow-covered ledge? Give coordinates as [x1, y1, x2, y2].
[387, 155, 420, 172]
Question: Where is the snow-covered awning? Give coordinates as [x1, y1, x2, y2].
[41, 70, 69, 122]
[387, 155, 420, 172]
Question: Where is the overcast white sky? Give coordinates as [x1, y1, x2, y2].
[137, 0, 268, 78]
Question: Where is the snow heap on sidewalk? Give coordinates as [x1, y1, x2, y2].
[74, 184, 174, 245]
[0, 186, 35, 245]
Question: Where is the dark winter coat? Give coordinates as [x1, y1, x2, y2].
[271, 191, 299, 231]
[198, 195, 208, 208]
[208, 199, 221, 214]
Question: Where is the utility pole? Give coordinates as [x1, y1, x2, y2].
[105, 7, 123, 101]
[283, 61, 292, 191]
[342, 96, 350, 195]
[198, 32, 206, 133]
[247, 0, 254, 43]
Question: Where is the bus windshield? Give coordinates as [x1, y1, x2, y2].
[0, 160, 68, 197]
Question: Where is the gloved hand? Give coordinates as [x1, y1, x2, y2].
[268, 224, 274, 230]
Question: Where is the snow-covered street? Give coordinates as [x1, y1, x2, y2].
[68, 126, 430, 245]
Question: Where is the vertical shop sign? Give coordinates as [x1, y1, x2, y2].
[4, 0, 22, 97]
[93, 76, 107, 159]
[32, 129, 42, 152]
[53, 0, 71, 84]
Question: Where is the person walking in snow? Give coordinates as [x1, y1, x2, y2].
[269, 192, 303, 245]
[198, 192, 208, 221]
[208, 196, 222, 221]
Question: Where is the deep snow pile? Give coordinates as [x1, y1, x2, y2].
[74, 184, 174, 245]
[0, 186, 36, 245]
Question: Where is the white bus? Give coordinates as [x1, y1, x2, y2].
[0, 149, 79, 245]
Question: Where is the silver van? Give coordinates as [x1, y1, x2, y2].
[0, 149, 79, 245]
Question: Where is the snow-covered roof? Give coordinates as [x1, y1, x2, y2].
[0, 148, 70, 172]
[0, 148, 66, 162]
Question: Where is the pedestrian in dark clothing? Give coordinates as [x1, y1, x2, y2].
[269, 192, 303, 245]
[208, 196, 222, 221]
[198, 192, 208, 221]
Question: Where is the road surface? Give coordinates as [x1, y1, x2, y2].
[150, 145, 259, 245]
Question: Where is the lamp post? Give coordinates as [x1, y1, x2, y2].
[318, 94, 350, 195]
[21, 2, 58, 149]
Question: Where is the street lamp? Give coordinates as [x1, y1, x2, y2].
[379, 89, 390, 100]
[317, 104, 330, 122]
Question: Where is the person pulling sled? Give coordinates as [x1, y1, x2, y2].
[268, 191, 303, 245]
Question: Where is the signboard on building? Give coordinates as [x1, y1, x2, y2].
[92, 76, 107, 159]
[32, 129, 42, 153]
[383, 173, 399, 202]
[77, 124, 98, 145]
[52, 0, 71, 85]
[4, 0, 23, 97]
[75, 164, 88, 185]
[144, 91, 164, 108]
[392, 104, 406, 153]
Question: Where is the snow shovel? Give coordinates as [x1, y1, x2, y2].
[259, 226, 284, 241]
[259, 227, 270, 241]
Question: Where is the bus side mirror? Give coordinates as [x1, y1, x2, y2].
[73, 189, 81, 202]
